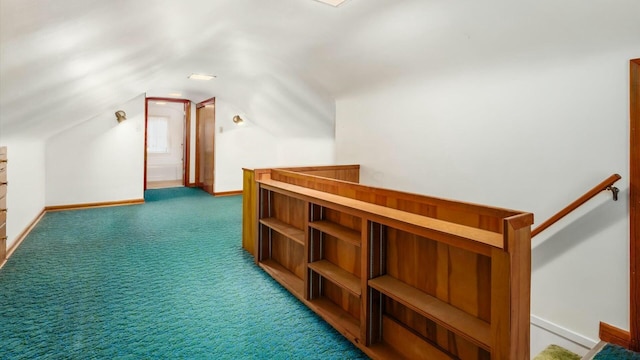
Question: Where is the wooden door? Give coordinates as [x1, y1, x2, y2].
[196, 98, 215, 195]
[631, 58, 640, 351]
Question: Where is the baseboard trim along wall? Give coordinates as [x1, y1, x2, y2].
[0, 208, 46, 269]
[45, 198, 145, 212]
[599, 321, 631, 349]
[531, 314, 598, 349]
[1, 198, 146, 269]
[214, 190, 242, 197]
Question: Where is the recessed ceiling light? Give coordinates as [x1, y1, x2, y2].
[188, 73, 215, 80]
[168, 92, 182, 97]
[314, 0, 348, 6]
[155, 102, 166, 105]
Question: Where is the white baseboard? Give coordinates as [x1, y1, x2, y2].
[531, 314, 597, 357]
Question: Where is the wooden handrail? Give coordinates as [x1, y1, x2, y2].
[532, 174, 622, 237]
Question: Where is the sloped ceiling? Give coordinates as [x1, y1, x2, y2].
[1, 0, 639, 138]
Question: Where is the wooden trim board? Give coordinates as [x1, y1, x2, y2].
[630, 58, 640, 352]
[1, 198, 149, 269]
[0, 208, 45, 269]
[599, 322, 631, 349]
[214, 190, 242, 197]
[599, 58, 640, 352]
[45, 199, 145, 212]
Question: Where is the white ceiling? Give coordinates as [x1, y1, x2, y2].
[1, 0, 639, 138]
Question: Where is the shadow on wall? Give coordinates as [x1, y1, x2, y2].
[532, 188, 628, 270]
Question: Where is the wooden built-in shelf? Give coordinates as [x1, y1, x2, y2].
[259, 259, 304, 298]
[308, 260, 361, 297]
[309, 220, 360, 247]
[246, 166, 532, 359]
[259, 179, 504, 251]
[307, 297, 360, 338]
[259, 217, 305, 246]
[369, 275, 491, 350]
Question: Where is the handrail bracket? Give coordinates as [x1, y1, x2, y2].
[607, 185, 620, 201]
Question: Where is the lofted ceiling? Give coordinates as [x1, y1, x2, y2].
[1, 0, 639, 138]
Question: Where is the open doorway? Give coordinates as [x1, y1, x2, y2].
[144, 97, 192, 190]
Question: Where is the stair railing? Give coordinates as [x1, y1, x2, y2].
[532, 174, 622, 237]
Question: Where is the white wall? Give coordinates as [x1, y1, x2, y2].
[0, 136, 46, 250]
[214, 99, 335, 193]
[45, 94, 145, 206]
[335, 52, 635, 348]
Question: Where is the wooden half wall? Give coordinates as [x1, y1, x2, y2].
[242, 165, 533, 359]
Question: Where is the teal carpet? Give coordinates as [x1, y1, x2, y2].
[0, 188, 367, 359]
[594, 344, 640, 359]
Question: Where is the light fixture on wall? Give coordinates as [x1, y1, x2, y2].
[232, 115, 245, 125]
[115, 110, 127, 123]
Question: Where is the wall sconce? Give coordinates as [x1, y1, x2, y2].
[115, 110, 127, 123]
[232, 115, 245, 125]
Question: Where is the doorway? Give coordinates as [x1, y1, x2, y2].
[144, 97, 192, 190]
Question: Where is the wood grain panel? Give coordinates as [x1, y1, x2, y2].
[630, 58, 640, 351]
[270, 232, 305, 279]
[0, 161, 6, 183]
[599, 321, 632, 349]
[323, 279, 360, 320]
[385, 228, 438, 296]
[323, 234, 361, 277]
[278, 164, 360, 183]
[196, 101, 215, 195]
[448, 246, 480, 317]
[242, 169, 256, 255]
[271, 192, 305, 230]
[325, 208, 361, 232]
[44, 198, 144, 211]
[381, 315, 451, 360]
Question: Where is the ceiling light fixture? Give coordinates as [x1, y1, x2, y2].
[168, 92, 182, 97]
[314, 0, 348, 6]
[188, 73, 215, 80]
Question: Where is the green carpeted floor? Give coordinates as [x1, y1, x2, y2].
[0, 187, 368, 359]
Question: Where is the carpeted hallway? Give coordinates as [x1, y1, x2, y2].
[0, 188, 367, 359]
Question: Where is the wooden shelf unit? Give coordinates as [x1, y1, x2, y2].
[307, 202, 363, 336]
[246, 166, 533, 359]
[257, 187, 307, 299]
